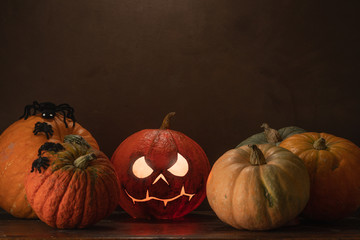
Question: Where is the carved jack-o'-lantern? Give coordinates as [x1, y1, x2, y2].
[111, 112, 210, 219]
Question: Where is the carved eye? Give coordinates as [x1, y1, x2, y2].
[132, 156, 153, 178]
[168, 153, 189, 177]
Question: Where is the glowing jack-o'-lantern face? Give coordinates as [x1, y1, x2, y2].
[111, 113, 210, 219]
[126, 153, 194, 207]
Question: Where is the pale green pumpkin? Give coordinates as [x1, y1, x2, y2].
[237, 123, 306, 147]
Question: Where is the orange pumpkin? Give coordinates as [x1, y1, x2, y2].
[25, 135, 119, 229]
[111, 112, 210, 219]
[206, 144, 310, 230]
[0, 115, 98, 218]
[280, 132, 360, 221]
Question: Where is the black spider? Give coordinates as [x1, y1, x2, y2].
[33, 122, 54, 139]
[37, 142, 65, 156]
[31, 142, 65, 173]
[31, 156, 50, 173]
[20, 101, 76, 128]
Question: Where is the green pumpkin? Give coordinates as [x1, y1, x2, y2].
[237, 123, 306, 148]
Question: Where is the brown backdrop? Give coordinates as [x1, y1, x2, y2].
[1, 0, 360, 209]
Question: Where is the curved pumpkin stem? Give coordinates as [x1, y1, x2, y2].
[261, 123, 282, 144]
[73, 152, 96, 169]
[160, 112, 176, 130]
[313, 137, 327, 150]
[59, 135, 95, 169]
[248, 145, 267, 165]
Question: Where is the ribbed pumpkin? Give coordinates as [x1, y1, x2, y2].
[25, 135, 120, 229]
[111, 112, 210, 219]
[237, 123, 306, 147]
[207, 144, 310, 230]
[279, 132, 360, 221]
[0, 115, 98, 218]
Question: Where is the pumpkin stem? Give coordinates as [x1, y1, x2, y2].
[60, 135, 95, 169]
[248, 144, 267, 165]
[160, 112, 176, 130]
[313, 137, 327, 150]
[73, 152, 96, 169]
[261, 123, 282, 144]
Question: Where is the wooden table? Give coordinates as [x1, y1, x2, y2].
[1, 209, 360, 239]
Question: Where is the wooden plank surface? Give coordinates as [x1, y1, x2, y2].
[1, 209, 360, 239]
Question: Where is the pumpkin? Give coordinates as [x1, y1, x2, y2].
[111, 112, 210, 219]
[25, 135, 120, 229]
[0, 114, 98, 218]
[279, 132, 360, 221]
[206, 144, 310, 230]
[236, 123, 306, 147]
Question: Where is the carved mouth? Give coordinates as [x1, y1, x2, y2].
[124, 185, 195, 207]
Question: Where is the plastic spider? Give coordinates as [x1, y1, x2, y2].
[33, 122, 54, 139]
[31, 142, 65, 173]
[20, 101, 76, 128]
[31, 156, 50, 173]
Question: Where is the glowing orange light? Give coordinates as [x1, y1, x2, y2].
[152, 174, 169, 185]
[125, 185, 195, 207]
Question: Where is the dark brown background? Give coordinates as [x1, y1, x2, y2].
[1, 1, 360, 175]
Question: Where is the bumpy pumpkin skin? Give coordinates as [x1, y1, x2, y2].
[0, 115, 99, 218]
[25, 136, 119, 229]
[279, 132, 360, 221]
[237, 126, 306, 147]
[111, 128, 210, 219]
[206, 144, 310, 230]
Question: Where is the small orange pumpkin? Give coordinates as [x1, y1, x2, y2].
[207, 144, 310, 230]
[25, 135, 120, 229]
[280, 132, 360, 220]
[0, 114, 98, 218]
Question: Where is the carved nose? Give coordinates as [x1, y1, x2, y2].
[152, 174, 169, 185]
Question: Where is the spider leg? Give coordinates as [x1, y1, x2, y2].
[58, 105, 76, 127]
[57, 104, 74, 113]
[67, 111, 76, 127]
[68, 110, 76, 127]
[42, 161, 50, 168]
[44, 126, 54, 139]
[20, 101, 41, 120]
[32, 101, 41, 115]
[20, 104, 35, 120]
[59, 110, 69, 128]
[47, 127, 54, 139]
[33, 123, 39, 135]
[57, 103, 72, 108]
[31, 163, 35, 173]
